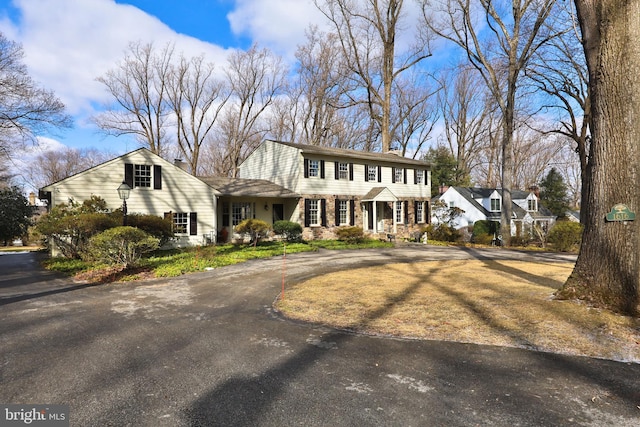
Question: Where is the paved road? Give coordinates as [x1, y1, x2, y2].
[0, 246, 638, 426]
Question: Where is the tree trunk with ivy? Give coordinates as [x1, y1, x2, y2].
[557, 0, 640, 315]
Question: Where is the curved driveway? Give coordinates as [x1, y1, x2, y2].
[0, 246, 638, 426]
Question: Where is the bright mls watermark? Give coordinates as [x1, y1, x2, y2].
[0, 405, 68, 426]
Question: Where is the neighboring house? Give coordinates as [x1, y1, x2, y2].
[238, 140, 431, 240]
[432, 186, 556, 237]
[40, 148, 220, 249]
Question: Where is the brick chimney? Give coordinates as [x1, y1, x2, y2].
[438, 184, 449, 195]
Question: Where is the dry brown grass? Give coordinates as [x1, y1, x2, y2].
[276, 260, 640, 363]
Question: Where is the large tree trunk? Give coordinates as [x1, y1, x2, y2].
[558, 0, 640, 315]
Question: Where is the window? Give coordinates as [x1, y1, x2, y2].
[338, 162, 349, 180]
[367, 165, 377, 181]
[394, 167, 404, 183]
[232, 202, 252, 226]
[449, 201, 455, 209]
[416, 201, 424, 223]
[338, 200, 348, 225]
[308, 199, 319, 226]
[134, 164, 151, 187]
[415, 169, 424, 184]
[395, 202, 403, 224]
[173, 212, 188, 234]
[308, 160, 319, 177]
[528, 199, 537, 211]
[490, 197, 501, 211]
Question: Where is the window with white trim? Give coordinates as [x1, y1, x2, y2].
[528, 198, 537, 211]
[395, 202, 403, 223]
[367, 165, 377, 181]
[134, 164, 151, 187]
[173, 212, 188, 234]
[490, 197, 501, 211]
[416, 202, 424, 223]
[307, 160, 319, 177]
[308, 199, 320, 226]
[415, 169, 424, 184]
[232, 202, 252, 226]
[338, 200, 348, 225]
[394, 167, 404, 183]
[338, 162, 349, 180]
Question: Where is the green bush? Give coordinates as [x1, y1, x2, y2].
[335, 226, 365, 243]
[273, 220, 303, 242]
[471, 220, 499, 243]
[235, 219, 271, 246]
[87, 226, 159, 267]
[548, 221, 583, 252]
[126, 213, 174, 245]
[425, 223, 461, 242]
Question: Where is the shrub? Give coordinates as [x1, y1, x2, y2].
[87, 226, 159, 267]
[335, 226, 365, 243]
[273, 220, 303, 242]
[126, 213, 174, 245]
[548, 221, 583, 252]
[471, 220, 499, 243]
[235, 219, 271, 247]
[425, 223, 461, 242]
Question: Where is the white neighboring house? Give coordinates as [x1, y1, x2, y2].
[40, 148, 220, 250]
[432, 186, 556, 237]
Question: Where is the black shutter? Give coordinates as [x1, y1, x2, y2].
[304, 159, 309, 178]
[304, 199, 311, 227]
[403, 168, 407, 184]
[335, 161, 339, 180]
[377, 166, 382, 182]
[392, 168, 396, 183]
[414, 201, 420, 224]
[190, 212, 197, 235]
[350, 199, 355, 226]
[349, 163, 354, 181]
[404, 201, 409, 224]
[335, 199, 341, 225]
[425, 170, 429, 186]
[364, 165, 369, 182]
[320, 160, 325, 179]
[154, 165, 162, 189]
[124, 163, 134, 187]
[320, 199, 327, 226]
[414, 169, 418, 184]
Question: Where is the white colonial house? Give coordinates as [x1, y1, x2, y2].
[238, 140, 431, 240]
[40, 140, 432, 247]
[432, 186, 556, 237]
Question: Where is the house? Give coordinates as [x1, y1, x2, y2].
[39, 140, 431, 248]
[39, 148, 220, 248]
[238, 140, 431, 240]
[432, 186, 556, 237]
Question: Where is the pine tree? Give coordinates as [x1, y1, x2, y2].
[539, 168, 570, 217]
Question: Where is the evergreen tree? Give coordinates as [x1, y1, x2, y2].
[539, 168, 570, 217]
[0, 186, 34, 245]
[424, 145, 470, 197]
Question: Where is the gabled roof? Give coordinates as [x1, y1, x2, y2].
[199, 177, 299, 198]
[362, 187, 398, 202]
[267, 140, 430, 167]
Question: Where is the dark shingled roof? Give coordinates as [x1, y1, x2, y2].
[199, 177, 300, 198]
[269, 140, 430, 167]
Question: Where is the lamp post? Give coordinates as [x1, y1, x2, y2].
[117, 181, 131, 226]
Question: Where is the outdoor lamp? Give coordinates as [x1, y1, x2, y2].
[117, 181, 131, 226]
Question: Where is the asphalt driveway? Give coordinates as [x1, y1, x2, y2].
[0, 246, 638, 426]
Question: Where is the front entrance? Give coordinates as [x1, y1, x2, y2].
[272, 204, 284, 223]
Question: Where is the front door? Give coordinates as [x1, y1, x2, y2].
[272, 204, 284, 223]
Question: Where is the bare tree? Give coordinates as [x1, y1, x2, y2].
[167, 54, 229, 174]
[30, 147, 112, 188]
[0, 33, 71, 161]
[94, 41, 174, 156]
[423, 0, 560, 245]
[212, 44, 287, 177]
[315, 0, 432, 153]
[556, 0, 640, 315]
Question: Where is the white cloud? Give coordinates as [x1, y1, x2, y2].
[0, 0, 231, 117]
[228, 0, 325, 59]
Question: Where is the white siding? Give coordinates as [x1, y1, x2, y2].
[433, 188, 488, 229]
[238, 141, 301, 191]
[43, 149, 218, 247]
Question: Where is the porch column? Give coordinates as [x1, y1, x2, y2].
[372, 202, 378, 233]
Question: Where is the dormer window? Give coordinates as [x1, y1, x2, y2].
[490, 197, 501, 211]
[527, 198, 538, 211]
